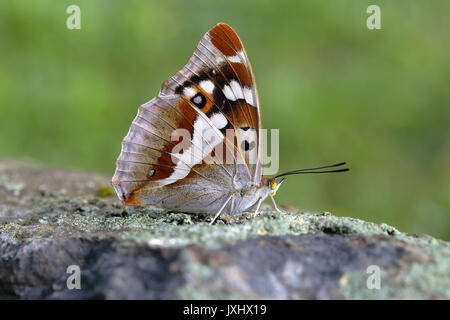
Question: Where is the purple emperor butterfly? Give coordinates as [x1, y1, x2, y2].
[112, 23, 349, 224]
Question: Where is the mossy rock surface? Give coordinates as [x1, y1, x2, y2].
[0, 159, 449, 299]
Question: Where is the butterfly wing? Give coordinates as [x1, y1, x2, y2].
[162, 23, 264, 184]
[112, 23, 263, 213]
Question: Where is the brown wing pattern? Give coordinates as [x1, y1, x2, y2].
[161, 23, 263, 183]
[112, 23, 263, 209]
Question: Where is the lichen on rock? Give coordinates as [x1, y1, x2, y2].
[0, 159, 449, 299]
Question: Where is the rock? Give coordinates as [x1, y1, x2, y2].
[0, 159, 449, 299]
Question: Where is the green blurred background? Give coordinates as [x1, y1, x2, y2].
[1, 1, 449, 239]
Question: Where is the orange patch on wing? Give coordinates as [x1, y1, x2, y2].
[123, 145, 176, 206]
[200, 91, 216, 114]
[181, 84, 217, 115]
[172, 99, 197, 131]
[209, 23, 243, 56]
[123, 191, 141, 205]
[123, 99, 202, 204]
[146, 158, 176, 181]
[221, 62, 251, 87]
[226, 102, 258, 128]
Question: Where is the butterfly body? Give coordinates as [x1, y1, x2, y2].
[143, 179, 271, 215]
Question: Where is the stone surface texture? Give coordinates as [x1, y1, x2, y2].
[0, 159, 449, 299]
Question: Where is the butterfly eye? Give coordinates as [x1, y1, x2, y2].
[270, 180, 278, 190]
[190, 93, 206, 108]
[269, 180, 278, 197]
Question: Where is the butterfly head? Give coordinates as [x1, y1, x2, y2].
[268, 178, 285, 197]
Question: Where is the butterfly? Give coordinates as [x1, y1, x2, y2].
[112, 23, 349, 224]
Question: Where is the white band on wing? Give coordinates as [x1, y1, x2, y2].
[159, 107, 225, 186]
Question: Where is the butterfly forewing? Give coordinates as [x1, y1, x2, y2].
[161, 23, 263, 180]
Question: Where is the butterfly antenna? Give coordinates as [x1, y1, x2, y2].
[274, 162, 350, 179]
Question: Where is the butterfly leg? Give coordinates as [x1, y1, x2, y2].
[271, 196, 284, 214]
[210, 194, 233, 225]
[252, 197, 264, 217]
